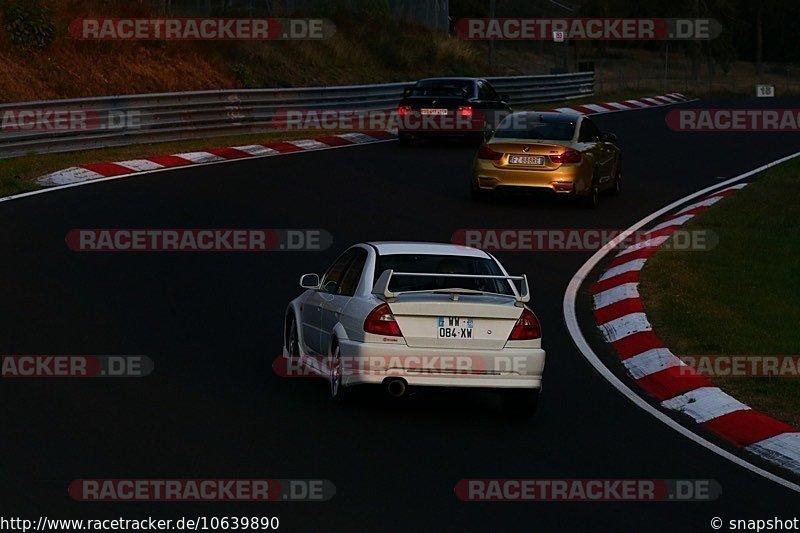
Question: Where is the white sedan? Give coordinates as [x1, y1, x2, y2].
[282, 242, 545, 415]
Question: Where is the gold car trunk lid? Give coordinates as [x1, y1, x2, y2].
[487, 141, 571, 155]
[486, 141, 571, 169]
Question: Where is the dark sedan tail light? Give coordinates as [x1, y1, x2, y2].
[397, 105, 412, 116]
[457, 106, 473, 117]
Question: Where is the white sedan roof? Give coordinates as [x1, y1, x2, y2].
[367, 241, 489, 258]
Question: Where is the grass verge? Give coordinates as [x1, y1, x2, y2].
[0, 129, 353, 197]
[639, 156, 800, 427]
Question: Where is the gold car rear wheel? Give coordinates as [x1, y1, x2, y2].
[579, 168, 601, 209]
[610, 155, 623, 196]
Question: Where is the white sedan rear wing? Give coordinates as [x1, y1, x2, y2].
[372, 269, 530, 304]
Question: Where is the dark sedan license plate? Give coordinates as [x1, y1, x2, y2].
[421, 108, 448, 116]
[508, 155, 545, 165]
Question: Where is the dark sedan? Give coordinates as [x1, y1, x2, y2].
[396, 77, 512, 145]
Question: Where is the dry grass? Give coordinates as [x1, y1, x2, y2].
[3, 2, 788, 102]
[0, 0, 237, 101]
[0, 3, 494, 101]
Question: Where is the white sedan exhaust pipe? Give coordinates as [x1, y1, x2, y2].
[385, 378, 408, 398]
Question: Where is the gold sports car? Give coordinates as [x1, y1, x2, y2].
[471, 111, 622, 208]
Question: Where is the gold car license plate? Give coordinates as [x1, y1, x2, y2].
[508, 155, 545, 165]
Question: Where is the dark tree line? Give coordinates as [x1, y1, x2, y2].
[144, 0, 798, 70]
[449, 0, 800, 72]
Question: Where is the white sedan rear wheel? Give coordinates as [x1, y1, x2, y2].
[330, 343, 348, 402]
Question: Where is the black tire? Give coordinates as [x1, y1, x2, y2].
[398, 132, 413, 146]
[580, 170, 600, 209]
[502, 388, 539, 418]
[329, 342, 349, 403]
[610, 155, 622, 196]
[286, 316, 300, 357]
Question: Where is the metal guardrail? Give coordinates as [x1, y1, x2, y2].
[0, 72, 593, 158]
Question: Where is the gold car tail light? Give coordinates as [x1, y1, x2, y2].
[477, 145, 503, 161]
[549, 148, 582, 164]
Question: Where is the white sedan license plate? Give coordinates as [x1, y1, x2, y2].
[421, 108, 448, 116]
[508, 155, 545, 165]
[437, 317, 474, 339]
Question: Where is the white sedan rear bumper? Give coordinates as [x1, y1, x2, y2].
[336, 338, 545, 390]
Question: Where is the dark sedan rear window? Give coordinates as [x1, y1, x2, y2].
[494, 115, 576, 141]
[409, 80, 473, 98]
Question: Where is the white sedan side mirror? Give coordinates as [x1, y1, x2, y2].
[299, 273, 320, 289]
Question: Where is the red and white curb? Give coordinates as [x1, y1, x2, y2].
[542, 92, 692, 115]
[590, 182, 800, 477]
[31, 93, 692, 189]
[565, 151, 800, 492]
[35, 131, 397, 187]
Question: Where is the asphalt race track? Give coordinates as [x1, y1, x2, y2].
[1, 98, 799, 532]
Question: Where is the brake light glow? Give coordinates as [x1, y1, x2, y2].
[397, 105, 412, 116]
[364, 303, 403, 337]
[550, 149, 582, 164]
[457, 105, 473, 117]
[477, 145, 503, 161]
[509, 309, 542, 340]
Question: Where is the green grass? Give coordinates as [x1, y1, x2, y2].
[0, 129, 352, 197]
[0, 176, 40, 197]
[639, 157, 800, 427]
